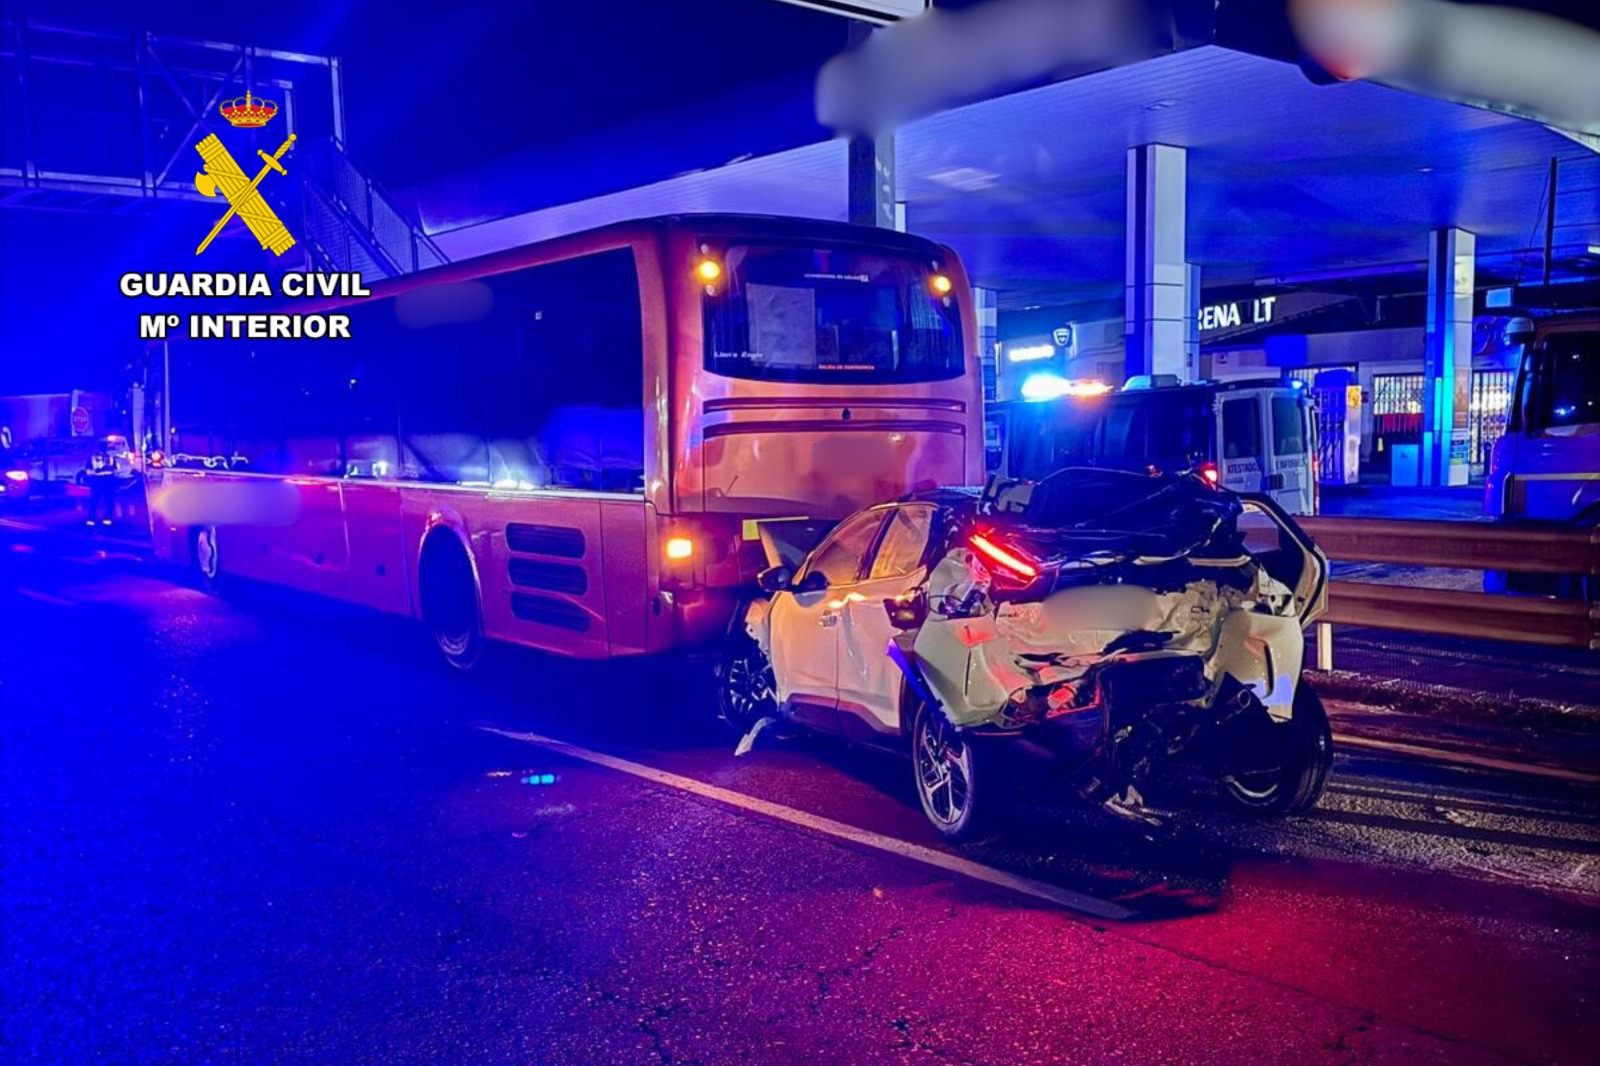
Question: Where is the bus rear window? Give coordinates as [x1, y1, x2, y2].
[703, 244, 963, 384]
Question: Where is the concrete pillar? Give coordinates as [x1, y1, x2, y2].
[1186, 263, 1203, 380]
[848, 128, 897, 229]
[1422, 228, 1475, 486]
[974, 286, 998, 403]
[1124, 144, 1192, 381]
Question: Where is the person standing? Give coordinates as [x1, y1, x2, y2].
[82, 444, 118, 527]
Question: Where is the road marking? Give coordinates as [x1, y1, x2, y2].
[15, 587, 75, 607]
[478, 724, 1134, 921]
[1333, 732, 1600, 785]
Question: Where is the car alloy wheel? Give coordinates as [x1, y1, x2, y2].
[914, 707, 975, 834]
[717, 640, 777, 735]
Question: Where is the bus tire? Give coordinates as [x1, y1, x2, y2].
[420, 533, 485, 672]
[191, 525, 223, 594]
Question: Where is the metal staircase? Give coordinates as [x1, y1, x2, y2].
[293, 138, 449, 279]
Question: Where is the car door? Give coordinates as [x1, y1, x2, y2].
[766, 509, 886, 731]
[837, 504, 939, 737]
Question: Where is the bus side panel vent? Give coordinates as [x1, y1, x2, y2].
[510, 592, 592, 632]
[506, 524, 587, 558]
[508, 558, 589, 596]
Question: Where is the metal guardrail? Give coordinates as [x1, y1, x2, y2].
[1297, 516, 1600, 655]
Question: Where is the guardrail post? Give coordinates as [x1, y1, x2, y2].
[1316, 622, 1333, 672]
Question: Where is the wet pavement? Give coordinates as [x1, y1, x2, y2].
[2, 526, 1597, 1064]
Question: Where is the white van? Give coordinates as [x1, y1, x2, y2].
[988, 377, 1318, 514]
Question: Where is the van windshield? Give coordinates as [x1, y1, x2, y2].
[702, 244, 964, 384]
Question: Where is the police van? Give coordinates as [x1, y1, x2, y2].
[988, 376, 1318, 515]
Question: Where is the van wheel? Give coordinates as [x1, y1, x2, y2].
[1221, 682, 1333, 816]
[421, 535, 484, 671]
[192, 525, 222, 593]
[911, 699, 998, 843]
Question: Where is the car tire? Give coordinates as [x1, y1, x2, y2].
[715, 634, 778, 736]
[192, 525, 223, 594]
[1221, 681, 1333, 816]
[910, 698, 999, 843]
[420, 534, 484, 672]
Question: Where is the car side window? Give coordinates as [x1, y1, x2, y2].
[800, 511, 886, 588]
[867, 505, 936, 581]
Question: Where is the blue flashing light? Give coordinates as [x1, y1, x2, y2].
[1021, 373, 1071, 401]
[520, 773, 558, 786]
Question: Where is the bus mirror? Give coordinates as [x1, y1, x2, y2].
[1504, 317, 1535, 346]
[757, 565, 794, 594]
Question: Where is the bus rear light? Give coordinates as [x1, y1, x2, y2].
[148, 450, 165, 469]
[1198, 461, 1221, 488]
[664, 536, 695, 562]
[969, 533, 1038, 580]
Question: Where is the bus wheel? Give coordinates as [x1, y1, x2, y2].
[421, 535, 484, 671]
[192, 525, 222, 593]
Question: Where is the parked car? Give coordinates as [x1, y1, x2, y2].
[721, 468, 1331, 841]
[1, 455, 30, 502]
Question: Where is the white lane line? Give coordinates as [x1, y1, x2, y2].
[1333, 732, 1600, 785]
[478, 724, 1134, 921]
[15, 587, 75, 607]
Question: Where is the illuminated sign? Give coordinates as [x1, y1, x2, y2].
[1051, 325, 1074, 348]
[1005, 343, 1055, 363]
[1200, 296, 1277, 333]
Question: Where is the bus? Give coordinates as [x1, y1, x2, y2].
[1484, 311, 1599, 593]
[988, 377, 1318, 514]
[141, 214, 982, 664]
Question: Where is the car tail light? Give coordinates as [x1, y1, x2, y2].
[969, 533, 1038, 580]
[1197, 461, 1221, 488]
[4, 469, 27, 483]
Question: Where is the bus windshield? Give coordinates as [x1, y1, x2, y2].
[703, 244, 963, 384]
[1541, 332, 1600, 428]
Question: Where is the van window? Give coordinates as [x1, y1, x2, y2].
[1221, 398, 1261, 459]
[1271, 396, 1308, 456]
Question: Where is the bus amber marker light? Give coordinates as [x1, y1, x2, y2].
[664, 536, 695, 562]
[695, 259, 722, 282]
[930, 273, 953, 295]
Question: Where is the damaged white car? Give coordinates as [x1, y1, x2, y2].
[720, 468, 1332, 841]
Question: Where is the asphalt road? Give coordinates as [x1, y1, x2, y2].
[2, 527, 1597, 1065]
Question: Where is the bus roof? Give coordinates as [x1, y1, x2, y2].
[363, 213, 955, 303]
